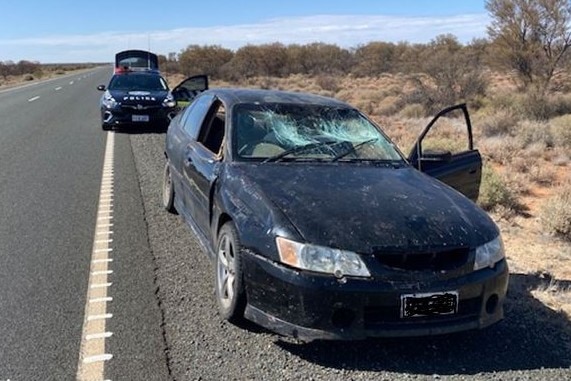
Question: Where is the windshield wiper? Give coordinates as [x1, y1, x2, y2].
[262, 141, 339, 163]
[331, 138, 379, 162]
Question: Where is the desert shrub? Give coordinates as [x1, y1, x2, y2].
[399, 104, 425, 119]
[374, 96, 401, 116]
[315, 75, 340, 92]
[550, 115, 571, 149]
[23, 74, 34, 81]
[540, 183, 571, 240]
[479, 136, 523, 165]
[476, 109, 518, 137]
[528, 163, 557, 185]
[515, 120, 554, 148]
[478, 165, 522, 212]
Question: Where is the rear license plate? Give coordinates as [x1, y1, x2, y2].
[400, 291, 458, 318]
[132, 115, 149, 122]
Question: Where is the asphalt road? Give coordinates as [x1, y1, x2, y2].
[2, 69, 571, 381]
[0, 69, 168, 380]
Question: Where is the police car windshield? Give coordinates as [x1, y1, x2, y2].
[108, 74, 168, 91]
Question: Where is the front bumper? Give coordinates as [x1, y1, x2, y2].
[242, 251, 509, 341]
[101, 105, 176, 127]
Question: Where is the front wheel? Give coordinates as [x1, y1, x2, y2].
[216, 222, 246, 322]
[162, 162, 177, 214]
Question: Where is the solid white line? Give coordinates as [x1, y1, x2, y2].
[94, 248, 113, 253]
[96, 231, 113, 236]
[91, 258, 113, 263]
[28, 96, 40, 102]
[83, 354, 113, 363]
[95, 239, 113, 243]
[87, 314, 113, 321]
[97, 216, 113, 221]
[98, 223, 114, 228]
[90, 283, 112, 289]
[86, 332, 113, 340]
[89, 296, 113, 303]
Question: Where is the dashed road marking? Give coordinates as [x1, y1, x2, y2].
[70, 81, 74, 85]
[55, 86, 62, 91]
[28, 96, 40, 102]
[77, 132, 115, 381]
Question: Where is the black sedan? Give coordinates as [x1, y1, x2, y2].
[162, 88, 508, 341]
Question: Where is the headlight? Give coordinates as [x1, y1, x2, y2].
[162, 94, 176, 108]
[102, 91, 118, 108]
[474, 235, 505, 271]
[276, 237, 370, 278]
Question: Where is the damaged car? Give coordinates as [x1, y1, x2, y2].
[162, 88, 509, 341]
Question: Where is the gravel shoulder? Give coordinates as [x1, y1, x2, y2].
[130, 131, 571, 381]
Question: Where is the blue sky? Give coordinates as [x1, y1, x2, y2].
[0, 1, 489, 63]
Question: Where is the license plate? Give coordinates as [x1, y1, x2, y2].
[132, 114, 149, 122]
[400, 291, 458, 318]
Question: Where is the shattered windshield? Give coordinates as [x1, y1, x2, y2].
[233, 103, 404, 162]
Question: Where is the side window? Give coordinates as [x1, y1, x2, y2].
[198, 100, 226, 155]
[182, 94, 214, 139]
[418, 108, 471, 156]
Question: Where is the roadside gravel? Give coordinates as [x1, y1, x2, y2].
[130, 132, 571, 381]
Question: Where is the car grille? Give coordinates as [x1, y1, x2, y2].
[363, 297, 481, 326]
[373, 248, 470, 271]
[121, 103, 161, 111]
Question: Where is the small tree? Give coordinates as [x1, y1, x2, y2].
[178, 45, 233, 78]
[486, 0, 571, 92]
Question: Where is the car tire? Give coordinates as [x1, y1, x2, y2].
[216, 222, 246, 323]
[162, 162, 177, 214]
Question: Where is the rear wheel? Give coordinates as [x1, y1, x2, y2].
[162, 162, 177, 214]
[216, 222, 246, 322]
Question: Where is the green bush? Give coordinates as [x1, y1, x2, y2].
[478, 165, 521, 212]
[540, 184, 571, 241]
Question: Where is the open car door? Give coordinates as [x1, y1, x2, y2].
[408, 104, 482, 202]
[115, 50, 159, 72]
[172, 75, 209, 108]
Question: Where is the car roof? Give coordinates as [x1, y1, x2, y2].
[202, 88, 353, 109]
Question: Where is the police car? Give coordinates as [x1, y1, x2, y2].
[97, 50, 208, 131]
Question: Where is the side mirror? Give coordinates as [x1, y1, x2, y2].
[97, 85, 106, 91]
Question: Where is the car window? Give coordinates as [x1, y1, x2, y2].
[233, 103, 404, 162]
[417, 108, 470, 156]
[198, 101, 226, 155]
[108, 74, 168, 91]
[182, 94, 214, 139]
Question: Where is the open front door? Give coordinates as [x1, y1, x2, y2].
[408, 104, 482, 202]
[172, 75, 209, 108]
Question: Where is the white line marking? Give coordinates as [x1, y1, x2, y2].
[90, 283, 112, 289]
[96, 231, 113, 236]
[95, 239, 113, 244]
[69, 81, 74, 85]
[28, 96, 40, 102]
[83, 354, 113, 364]
[92, 258, 113, 264]
[94, 248, 113, 253]
[89, 296, 113, 303]
[87, 313, 113, 321]
[97, 216, 113, 221]
[97, 223, 114, 228]
[86, 332, 113, 340]
[91, 270, 113, 276]
[55, 86, 62, 91]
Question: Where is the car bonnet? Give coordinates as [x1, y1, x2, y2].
[229, 163, 498, 254]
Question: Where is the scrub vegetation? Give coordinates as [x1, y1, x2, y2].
[0, 61, 99, 88]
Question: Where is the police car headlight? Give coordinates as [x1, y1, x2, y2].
[102, 91, 118, 108]
[162, 94, 176, 108]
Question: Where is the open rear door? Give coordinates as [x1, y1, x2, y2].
[115, 50, 159, 72]
[172, 75, 209, 107]
[408, 104, 482, 202]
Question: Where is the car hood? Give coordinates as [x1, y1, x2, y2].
[229, 163, 498, 253]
